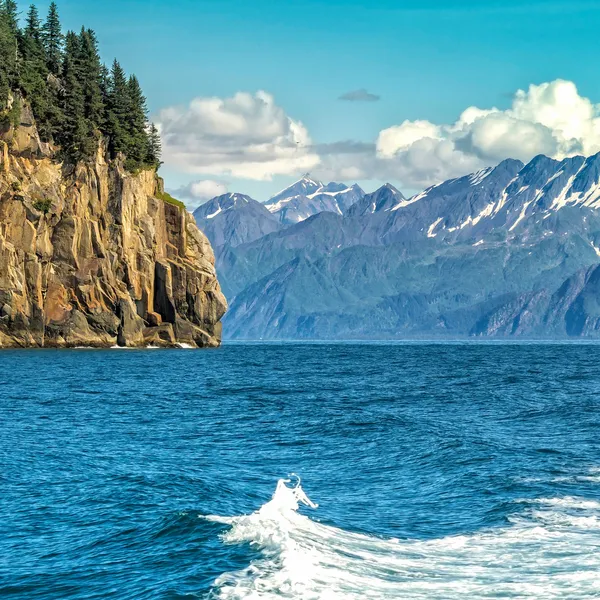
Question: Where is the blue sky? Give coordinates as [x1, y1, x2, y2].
[20, 0, 600, 203]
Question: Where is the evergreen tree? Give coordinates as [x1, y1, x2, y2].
[98, 62, 110, 124]
[106, 59, 130, 157]
[0, 4, 18, 110]
[25, 4, 43, 45]
[147, 123, 161, 168]
[2, 0, 18, 34]
[19, 5, 52, 138]
[0, 1, 159, 171]
[42, 2, 63, 75]
[125, 74, 149, 167]
[59, 30, 91, 160]
[78, 28, 103, 131]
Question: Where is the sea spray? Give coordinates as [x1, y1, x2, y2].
[208, 478, 600, 599]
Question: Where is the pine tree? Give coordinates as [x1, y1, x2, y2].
[25, 4, 43, 45]
[19, 5, 52, 139]
[78, 28, 103, 131]
[42, 2, 63, 75]
[2, 0, 18, 33]
[59, 30, 91, 160]
[100, 64, 111, 124]
[106, 59, 130, 157]
[0, 1, 159, 171]
[0, 4, 18, 111]
[125, 74, 149, 167]
[147, 123, 161, 168]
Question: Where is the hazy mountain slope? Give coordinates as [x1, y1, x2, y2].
[193, 193, 280, 248]
[214, 152, 600, 339]
[223, 232, 600, 339]
[472, 263, 600, 337]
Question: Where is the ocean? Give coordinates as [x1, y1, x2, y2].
[1, 342, 600, 599]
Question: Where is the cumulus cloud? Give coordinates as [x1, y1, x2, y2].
[156, 91, 319, 181]
[171, 179, 228, 209]
[368, 79, 600, 187]
[157, 80, 600, 191]
[338, 89, 381, 102]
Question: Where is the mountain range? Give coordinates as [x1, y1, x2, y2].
[193, 155, 600, 339]
[264, 176, 365, 224]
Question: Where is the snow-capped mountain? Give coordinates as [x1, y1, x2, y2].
[193, 193, 253, 220]
[378, 153, 600, 245]
[267, 175, 324, 206]
[191, 152, 600, 340]
[193, 193, 280, 248]
[264, 175, 365, 225]
[345, 183, 406, 217]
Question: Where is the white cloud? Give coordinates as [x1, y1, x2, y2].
[171, 179, 228, 209]
[511, 80, 596, 151]
[157, 91, 319, 181]
[157, 81, 600, 192]
[368, 79, 600, 187]
[377, 120, 441, 157]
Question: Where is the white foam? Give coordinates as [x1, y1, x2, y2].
[109, 345, 161, 349]
[206, 478, 600, 599]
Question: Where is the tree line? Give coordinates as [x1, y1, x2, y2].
[0, 1, 161, 171]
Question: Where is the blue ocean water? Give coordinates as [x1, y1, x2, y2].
[1, 342, 600, 599]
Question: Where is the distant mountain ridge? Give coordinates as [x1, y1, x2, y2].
[264, 175, 365, 224]
[194, 153, 600, 340]
[193, 193, 280, 248]
[345, 183, 405, 217]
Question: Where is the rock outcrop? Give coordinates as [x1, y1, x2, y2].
[0, 102, 227, 348]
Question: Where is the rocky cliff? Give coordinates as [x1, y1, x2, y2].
[0, 103, 227, 348]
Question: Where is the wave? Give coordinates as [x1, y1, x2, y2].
[205, 476, 600, 599]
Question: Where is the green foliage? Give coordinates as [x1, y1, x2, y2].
[156, 191, 185, 210]
[147, 122, 162, 168]
[19, 7, 52, 140]
[33, 197, 52, 213]
[79, 29, 104, 128]
[42, 2, 63, 75]
[58, 31, 89, 160]
[25, 4, 42, 43]
[0, 3, 18, 109]
[0, 1, 160, 172]
[106, 59, 129, 157]
[9, 96, 20, 126]
[2, 0, 18, 33]
[0, 96, 21, 132]
[124, 74, 149, 168]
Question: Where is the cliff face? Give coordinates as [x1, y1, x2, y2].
[0, 105, 227, 348]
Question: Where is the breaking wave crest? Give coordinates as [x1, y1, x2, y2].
[206, 477, 600, 599]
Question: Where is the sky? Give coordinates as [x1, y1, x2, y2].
[20, 0, 600, 206]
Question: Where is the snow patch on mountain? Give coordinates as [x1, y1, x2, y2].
[427, 217, 443, 238]
[265, 176, 365, 224]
